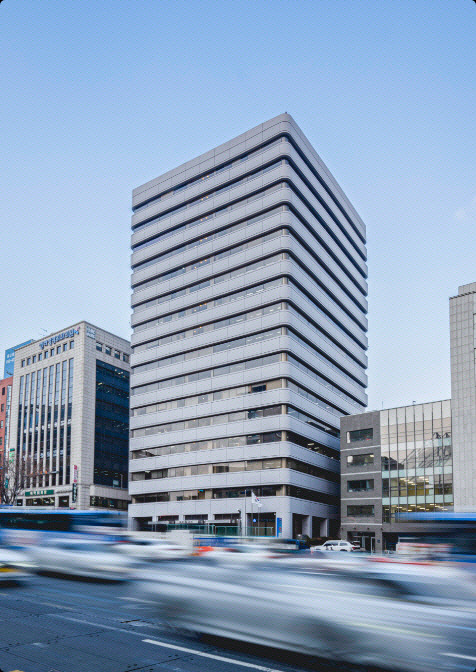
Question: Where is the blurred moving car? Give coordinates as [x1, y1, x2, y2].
[28, 539, 134, 580]
[0, 548, 32, 583]
[197, 543, 276, 561]
[134, 557, 476, 672]
[115, 537, 188, 561]
[311, 539, 359, 552]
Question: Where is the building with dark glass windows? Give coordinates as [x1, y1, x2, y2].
[8, 322, 130, 510]
[129, 114, 368, 537]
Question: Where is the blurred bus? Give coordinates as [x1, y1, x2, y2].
[0, 507, 127, 548]
[396, 511, 476, 563]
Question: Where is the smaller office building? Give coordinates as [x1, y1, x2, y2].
[340, 401, 453, 551]
[8, 322, 131, 510]
[340, 282, 476, 550]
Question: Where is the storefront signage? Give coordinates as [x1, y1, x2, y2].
[25, 489, 54, 497]
[39, 328, 79, 350]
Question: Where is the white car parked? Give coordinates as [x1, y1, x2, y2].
[311, 540, 360, 552]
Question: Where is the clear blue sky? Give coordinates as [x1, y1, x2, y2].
[1, 0, 475, 410]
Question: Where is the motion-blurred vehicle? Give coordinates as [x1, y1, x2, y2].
[197, 543, 276, 561]
[311, 539, 359, 552]
[28, 539, 134, 580]
[0, 548, 32, 583]
[115, 537, 188, 561]
[0, 507, 127, 548]
[134, 557, 476, 672]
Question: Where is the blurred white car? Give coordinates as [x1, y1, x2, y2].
[312, 540, 359, 552]
[198, 543, 276, 562]
[114, 537, 188, 561]
[28, 539, 134, 580]
[0, 548, 32, 583]
[134, 557, 476, 672]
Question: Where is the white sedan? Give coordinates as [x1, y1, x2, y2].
[311, 540, 359, 552]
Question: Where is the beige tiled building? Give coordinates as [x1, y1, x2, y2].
[9, 322, 130, 510]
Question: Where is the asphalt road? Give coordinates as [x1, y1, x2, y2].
[0, 572, 367, 672]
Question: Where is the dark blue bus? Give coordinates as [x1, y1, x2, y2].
[396, 511, 476, 562]
[0, 508, 127, 547]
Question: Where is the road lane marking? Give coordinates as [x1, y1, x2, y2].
[442, 653, 476, 662]
[52, 614, 167, 637]
[50, 616, 290, 672]
[142, 639, 289, 671]
[39, 601, 75, 610]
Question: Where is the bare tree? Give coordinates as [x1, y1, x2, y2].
[0, 457, 36, 505]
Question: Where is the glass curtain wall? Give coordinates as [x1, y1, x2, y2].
[94, 361, 129, 488]
[16, 360, 74, 493]
[381, 401, 452, 522]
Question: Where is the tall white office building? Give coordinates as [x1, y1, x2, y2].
[129, 114, 368, 538]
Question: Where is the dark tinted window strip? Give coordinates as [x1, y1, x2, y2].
[288, 279, 367, 350]
[284, 154, 366, 259]
[286, 180, 367, 278]
[133, 136, 287, 213]
[133, 202, 367, 320]
[287, 206, 367, 297]
[131, 231, 366, 342]
[287, 300, 366, 367]
[132, 184, 367, 294]
[132, 159, 283, 230]
[283, 133, 366, 247]
[132, 224, 283, 273]
[132, 252, 284, 311]
[131, 403, 338, 439]
[132, 295, 365, 371]
[132, 323, 364, 392]
[132, 485, 339, 508]
[133, 168, 367, 285]
[132, 269, 366, 356]
[287, 353, 364, 407]
[132, 204, 281, 254]
[286, 233, 367, 317]
[130, 430, 340, 463]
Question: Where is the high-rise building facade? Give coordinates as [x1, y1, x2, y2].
[8, 322, 130, 510]
[129, 114, 368, 538]
[450, 282, 476, 511]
